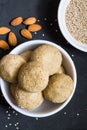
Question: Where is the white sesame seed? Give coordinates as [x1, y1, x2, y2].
[16, 122, 19, 125]
[15, 113, 18, 116]
[44, 18, 47, 21]
[13, 111, 15, 113]
[64, 112, 67, 115]
[9, 123, 12, 126]
[77, 113, 80, 116]
[71, 54, 74, 57]
[16, 127, 19, 129]
[8, 106, 11, 109]
[8, 114, 11, 116]
[7, 117, 10, 119]
[34, 32, 37, 34]
[5, 125, 8, 128]
[55, 29, 58, 32]
[55, 19, 57, 22]
[42, 33, 45, 37]
[37, 19, 40, 22]
[6, 111, 8, 113]
[15, 124, 17, 126]
[36, 117, 38, 120]
[50, 23, 53, 26]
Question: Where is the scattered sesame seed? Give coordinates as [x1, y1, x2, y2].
[16, 122, 19, 125]
[15, 113, 18, 116]
[16, 127, 19, 130]
[64, 112, 67, 115]
[8, 106, 11, 109]
[7, 117, 10, 120]
[5, 125, 8, 128]
[71, 54, 74, 57]
[55, 19, 57, 22]
[37, 19, 40, 22]
[8, 114, 11, 116]
[13, 111, 15, 113]
[42, 33, 45, 37]
[55, 29, 58, 32]
[44, 18, 47, 21]
[6, 111, 8, 113]
[9, 123, 12, 126]
[14, 124, 17, 126]
[50, 23, 53, 26]
[34, 32, 37, 34]
[77, 113, 80, 116]
[36, 117, 38, 120]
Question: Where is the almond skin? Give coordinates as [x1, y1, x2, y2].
[20, 29, 32, 39]
[0, 40, 9, 50]
[8, 32, 17, 46]
[23, 17, 36, 25]
[0, 27, 11, 35]
[10, 17, 23, 26]
[28, 24, 42, 32]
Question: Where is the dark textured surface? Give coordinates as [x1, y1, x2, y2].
[0, 0, 87, 130]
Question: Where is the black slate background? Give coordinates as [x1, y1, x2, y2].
[0, 0, 87, 130]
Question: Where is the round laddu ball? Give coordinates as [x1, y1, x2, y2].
[56, 66, 65, 74]
[20, 50, 32, 62]
[43, 74, 74, 103]
[0, 54, 26, 83]
[10, 84, 44, 110]
[18, 61, 49, 92]
[30, 44, 62, 75]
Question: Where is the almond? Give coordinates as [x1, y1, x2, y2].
[28, 24, 42, 32]
[20, 29, 32, 39]
[0, 27, 11, 35]
[10, 17, 23, 26]
[23, 17, 36, 25]
[8, 32, 17, 46]
[0, 40, 9, 50]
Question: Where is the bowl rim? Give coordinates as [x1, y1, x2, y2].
[57, 0, 87, 52]
[0, 40, 77, 118]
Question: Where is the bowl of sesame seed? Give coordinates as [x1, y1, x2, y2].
[58, 0, 87, 52]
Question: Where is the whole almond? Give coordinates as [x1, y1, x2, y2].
[0, 27, 11, 35]
[8, 32, 17, 46]
[0, 40, 9, 50]
[23, 17, 36, 25]
[10, 17, 23, 26]
[28, 24, 42, 32]
[20, 29, 32, 39]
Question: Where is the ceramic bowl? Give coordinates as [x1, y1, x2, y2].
[58, 0, 87, 52]
[0, 40, 77, 117]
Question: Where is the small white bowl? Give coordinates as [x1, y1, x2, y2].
[58, 0, 87, 52]
[0, 40, 77, 118]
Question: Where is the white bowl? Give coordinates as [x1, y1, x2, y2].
[0, 40, 77, 118]
[58, 0, 87, 52]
